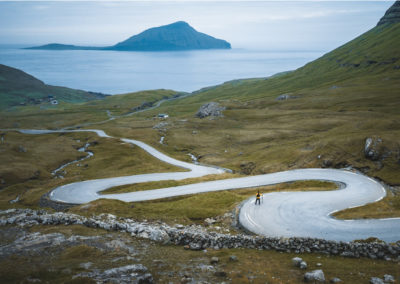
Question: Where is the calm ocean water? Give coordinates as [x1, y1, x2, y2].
[0, 45, 325, 94]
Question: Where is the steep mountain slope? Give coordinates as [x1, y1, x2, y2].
[177, 21, 399, 103]
[378, 0, 400, 25]
[28, 21, 231, 51]
[145, 2, 400, 185]
[0, 64, 107, 109]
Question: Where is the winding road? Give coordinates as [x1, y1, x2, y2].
[10, 129, 400, 243]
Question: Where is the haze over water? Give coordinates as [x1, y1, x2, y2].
[0, 47, 324, 94]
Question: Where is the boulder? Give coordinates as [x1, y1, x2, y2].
[370, 277, 385, 284]
[330, 277, 342, 283]
[383, 274, 395, 283]
[300, 261, 308, 269]
[364, 137, 383, 161]
[292, 257, 303, 267]
[210, 256, 219, 264]
[148, 228, 170, 244]
[195, 102, 225, 118]
[204, 218, 216, 226]
[304, 270, 325, 283]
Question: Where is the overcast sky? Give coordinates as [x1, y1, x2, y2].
[0, 1, 394, 50]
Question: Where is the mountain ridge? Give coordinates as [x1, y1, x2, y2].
[27, 21, 231, 51]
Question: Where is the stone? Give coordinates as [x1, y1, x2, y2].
[316, 262, 322, 267]
[330, 277, 342, 283]
[79, 262, 93, 270]
[189, 242, 202, 250]
[292, 257, 303, 267]
[148, 228, 170, 244]
[137, 273, 154, 284]
[204, 218, 216, 226]
[276, 94, 298, 101]
[383, 274, 395, 283]
[181, 276, 192, 284]
[18, 145, 27, 153]
[153, 122, 169, 130]
[210, 256, 219, 264]
[300, 261, 307, 269]
[103, 264, 147, 276]
[304, 270, 325, 283]
[195, 102, 225, 118]
[364, 137, 383, 161]
[370, 277, 385, 284]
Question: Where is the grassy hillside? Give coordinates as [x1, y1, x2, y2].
[129, 22, 399, 183]
[0, 64, 107, 109]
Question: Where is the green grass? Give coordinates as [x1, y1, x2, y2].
[0, 131, 183, 210]
[74, 181, 337, 224]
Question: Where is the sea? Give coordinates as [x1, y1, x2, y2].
[0, 45, 325, 95]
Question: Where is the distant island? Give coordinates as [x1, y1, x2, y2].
[26, 21, 231, 51]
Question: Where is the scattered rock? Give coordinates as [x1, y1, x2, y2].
[18, 145, 27, 153]
[148, 228, 170, 244]
[276, 94, 298, 101]
[204, 218, 216, 226]
[1, 209, 399, 262]
[210, 256, 219, 264]
[300, 261, 308, 269]
[189, 242, 202, 250]
[292, 257, 303, 267]
[316, 262, 322, 267]
[370, 277, 385, 284]
[304, 270, 325, 283]
[79, 262, 93, 270]
[75, 264, 152, 284]
[152, 122, 169, 131]
[195, 102, 225, 118]
[383, 274, 395, 283]
[364, 137, 383, 161]
[181, 276, 192, 283]
[330, 277, 342, 283]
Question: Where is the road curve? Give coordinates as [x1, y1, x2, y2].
[11, 129, 400, 243]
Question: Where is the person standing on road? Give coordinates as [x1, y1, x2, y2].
[255, 191, 261, 205]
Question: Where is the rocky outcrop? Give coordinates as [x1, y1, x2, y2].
[1, 209, 399, 261]
[377, 1, 400, 26]
[74, 264, 153, 284]
[304, 270, 325, 283]
[195, 102, 225, 118]
[365, 137, 383, 161]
